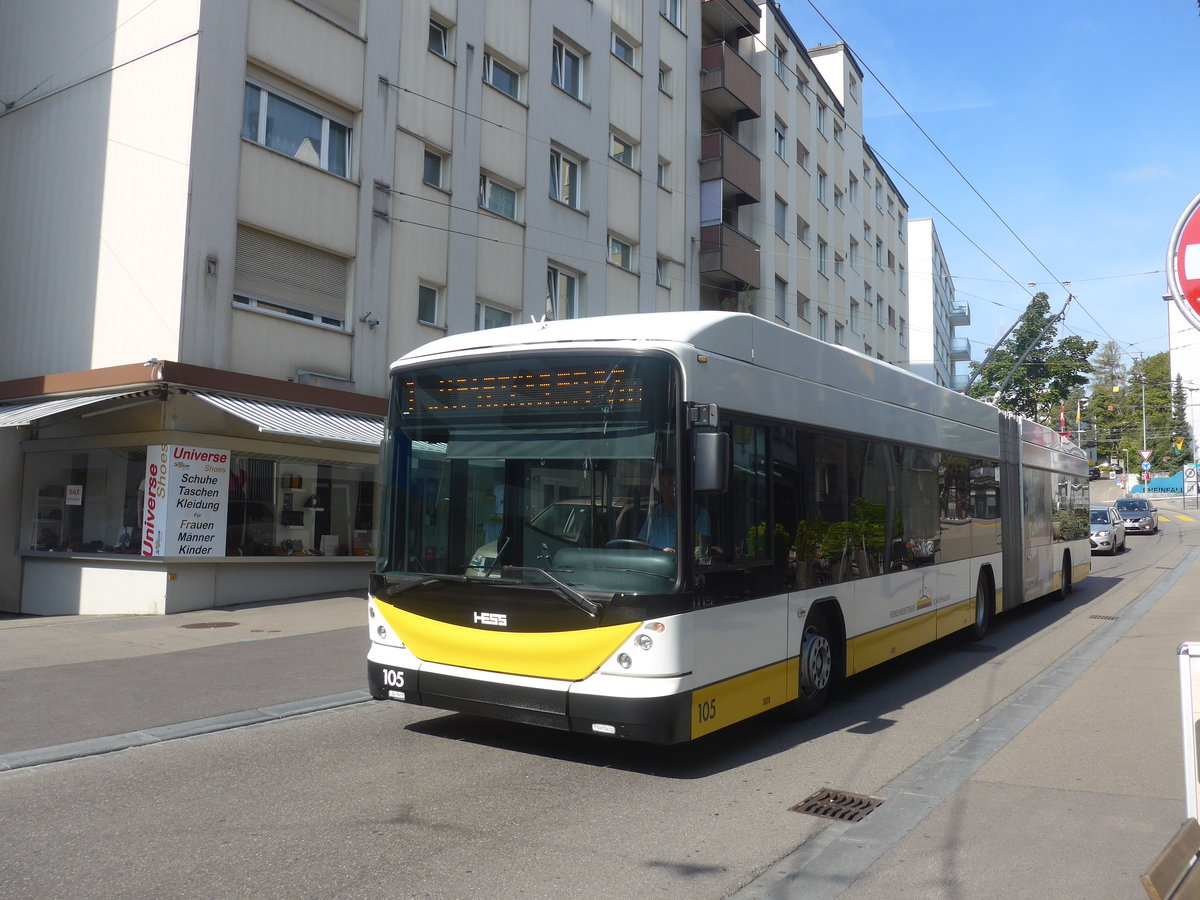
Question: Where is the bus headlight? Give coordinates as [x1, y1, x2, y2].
[618, 653, 632, 669]
[635, 634, 653, 651]
[377, 625, 387, 639]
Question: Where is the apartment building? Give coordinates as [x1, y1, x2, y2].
[0, 0, 910, 614]
[906, 218, 971, 389]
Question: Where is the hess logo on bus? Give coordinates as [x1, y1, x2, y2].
[474, 611, 508, 627]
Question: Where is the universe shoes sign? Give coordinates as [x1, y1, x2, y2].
[141, 445, 230, 557]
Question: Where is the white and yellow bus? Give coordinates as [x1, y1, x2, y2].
[367, 312, 1091, 743]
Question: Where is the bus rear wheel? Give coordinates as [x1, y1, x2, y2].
[793, 610, 833, 719]
[963, 570, 993, 642]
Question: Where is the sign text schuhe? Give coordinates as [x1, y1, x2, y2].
[141, 445, 230, 557]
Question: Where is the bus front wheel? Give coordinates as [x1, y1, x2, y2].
[793, 610, 833, 719]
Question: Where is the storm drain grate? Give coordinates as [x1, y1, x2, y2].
[1089, 614, 1119, 621]
[180, 621, 240, 629]
[791, 789, 884, 823]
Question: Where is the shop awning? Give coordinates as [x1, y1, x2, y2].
[0, 391, 145, 427]
[192, 392, 383, 445]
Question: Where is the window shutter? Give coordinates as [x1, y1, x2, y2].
[298, 0, 360, 31]
[235, 226, 347, 320]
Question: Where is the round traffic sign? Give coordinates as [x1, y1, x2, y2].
[1142, 461, 1152, 471]
[1167, 193, 1200, 332]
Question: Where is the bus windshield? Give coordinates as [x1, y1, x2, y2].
[378, 352, 681, 597]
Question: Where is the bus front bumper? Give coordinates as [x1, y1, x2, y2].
[367, 648, 692, 744]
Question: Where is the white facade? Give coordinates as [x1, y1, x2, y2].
[906, 218, 970, 388]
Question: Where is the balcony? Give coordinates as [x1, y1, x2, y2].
[948, 300, 971, 327]
[700, 223, 759, 290]
[949, 336, 971, 361]
[950, 371, 972, 393]
[701, 0, 761, 40]
[700, 131, 760, 206]
[701, 43, 761, 121]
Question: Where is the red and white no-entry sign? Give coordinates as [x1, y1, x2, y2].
[1167, 193, 1200, 332]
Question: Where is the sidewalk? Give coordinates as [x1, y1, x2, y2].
[742, 540, 1200, 899]
[0, 592, 369, 768]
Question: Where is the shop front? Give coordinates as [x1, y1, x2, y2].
[0, 362, 384, 615]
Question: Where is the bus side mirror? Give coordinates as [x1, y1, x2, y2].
[694, 431, 729, 493]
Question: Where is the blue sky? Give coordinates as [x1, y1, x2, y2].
[777, 0, 1200, 369]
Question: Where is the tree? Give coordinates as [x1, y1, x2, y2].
[1172, 374, 1195, 466]
[966, 293, 1097, 421]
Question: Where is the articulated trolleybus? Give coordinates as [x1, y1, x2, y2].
[368, 312, 1090, 743]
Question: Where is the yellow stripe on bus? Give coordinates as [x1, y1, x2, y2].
[691, 659, 793, 739]
[376, 604, 639, 681]
[848, 611, 936, 674]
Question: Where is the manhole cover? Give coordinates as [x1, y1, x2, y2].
[791, 789, 883, 822]
[180, 621, 240, 629]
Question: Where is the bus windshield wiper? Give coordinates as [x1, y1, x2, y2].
[384, 573, 465, 596]
[501, 566, 601, 617]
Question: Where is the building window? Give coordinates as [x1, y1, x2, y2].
[242, 82, 350, 177]
[848, 174, 859, 207]
[774, 276, 787, 321]
[428, 19, 449, 57]
[483, 53, 521, 100]
[612, 32, 637, 68]
[656, 258, 670, 287]
[233, 225, 347, 329]
[818, 309, 828, 341]
[818, 239, 828, 276]
[850, 300, 860, 333]
[547, 265, 580, 318]
[834, 252, 845, 279]
[833, 122, 844, 146]
[774, 196, 787, 239]
[658, 64, 670, 94]
[899, 317, 907, 345]
[418, 283, 441, 326]
[899, 264, 908, 294]
[475, 301, 513, 330]
[833, 187, 844, 211]
[877, 294, 886, 325]
[796, 215, 810, 245]
[888, 305, 896, 327]
[774, 118, 786, 158]
[610, 133, 635, 168]
[552, 37, 584, 100]
[657, 159, 669, 189]
[817, 103, 828, 135]
[774, 40, 787, 80]
[549, 148, 582, 209]
[797, 291, 811, 321]
[834, 322, 844, 344]
[875, 179, 884, 209]
[849, 238, 859, 270]
[898, 210, 906, 240]
[876, 238, 884, 267]
[817, 169, 827, 205]
[659, 0, 682, 29]
[796, 140, 809, 170]
[423, 147, 446, 188]
[479, 174, 519, 219]
[608, 236, 633, 271]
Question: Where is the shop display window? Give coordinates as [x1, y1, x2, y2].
[23, 448, 377, 558]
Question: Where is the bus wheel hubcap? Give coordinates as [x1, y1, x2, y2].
[801, 626, 831, 696]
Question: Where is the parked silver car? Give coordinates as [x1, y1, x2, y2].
[1089, 506, 1126, 555]
[1112, 497, 1159, 535]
